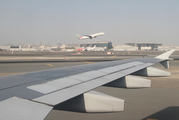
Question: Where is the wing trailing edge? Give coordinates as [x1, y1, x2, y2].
[55, 90, 124, 113]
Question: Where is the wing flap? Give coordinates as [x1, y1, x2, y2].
[0, 97, 52, 120]
[27, 77, 81, 94]
[33, 62, 153, 105]
[28, 61, 143, 94]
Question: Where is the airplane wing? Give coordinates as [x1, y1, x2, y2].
[83, 35, 92, 39]
[0, 49, 175, 120]
[77, 32, 104, 40]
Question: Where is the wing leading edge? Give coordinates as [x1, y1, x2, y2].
[0, 49, 175, 119]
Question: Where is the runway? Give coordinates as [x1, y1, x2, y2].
[0, 55, 145, 63]
[0, 59, 179, 120]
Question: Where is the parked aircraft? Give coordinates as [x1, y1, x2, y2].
[0, 49, 175, 120]
[77, 47, 85, 51]
[76, 32, 105, 40]
[86, 45, 96, 51]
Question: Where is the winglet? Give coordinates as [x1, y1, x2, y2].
[155, 49, 175, 60]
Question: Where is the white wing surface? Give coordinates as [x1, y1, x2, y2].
[0, 49, 175, 119]
[77, 32, 104, 40]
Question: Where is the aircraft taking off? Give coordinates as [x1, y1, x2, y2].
[76, 32, 105, 40]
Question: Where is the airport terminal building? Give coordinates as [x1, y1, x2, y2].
[80, 42, 113, 49]
[125, 43, 162, 50]
[93, 42, 113, 49]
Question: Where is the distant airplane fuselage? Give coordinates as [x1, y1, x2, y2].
[86, 45, 96, 51]
[77, 47, 85, 51]
[76, 32, 105, 40]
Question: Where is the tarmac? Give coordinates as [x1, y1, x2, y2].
[0, 57, 179, 120]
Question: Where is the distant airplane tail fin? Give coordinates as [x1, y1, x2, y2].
[76, 34, 82, 39]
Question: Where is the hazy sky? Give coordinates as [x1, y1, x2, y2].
[1, 0, 179, 45]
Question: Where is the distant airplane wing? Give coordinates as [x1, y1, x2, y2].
[0, 49, 175, 119]
[83, 35, 92, 39]
[77, 32, 104, 40]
